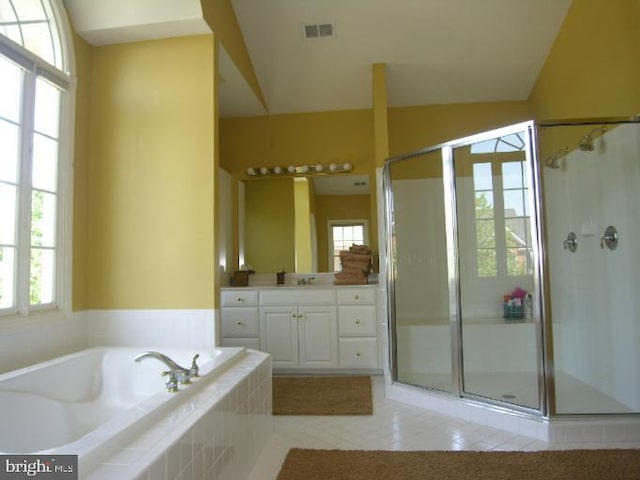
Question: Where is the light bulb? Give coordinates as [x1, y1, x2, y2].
[287, 165, 296, 173]
[343, 162, 352, 171]
[329, 163, 337, 172]
[315, 164, 323, 172]
[301, 165, 309, 173]
[246, 167, 256, 176]
[260, 167, 269, 175]
[273, 166, 282, 174]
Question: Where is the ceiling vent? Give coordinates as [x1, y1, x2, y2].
[303, 23, 334, 39]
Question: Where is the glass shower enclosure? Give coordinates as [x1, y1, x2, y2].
[385, 118, 640, 417]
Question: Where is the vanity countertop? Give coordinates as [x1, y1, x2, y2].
[222, 272, 378, 289]
[221, 284, 377, 290]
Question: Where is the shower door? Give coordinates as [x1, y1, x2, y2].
[449, 123, 543, 411]
[387, 148, 453, 392]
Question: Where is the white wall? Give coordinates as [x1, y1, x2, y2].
[545, 123, 640, 411]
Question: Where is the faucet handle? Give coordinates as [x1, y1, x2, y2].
[161, 370, 179, 392]
[190, 354, 200, 378]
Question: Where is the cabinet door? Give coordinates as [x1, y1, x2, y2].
[298, 306, 338, 368]
[260, 306, 298, 368]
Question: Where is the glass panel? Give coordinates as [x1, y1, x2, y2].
[506, 247, 528, 276]
[473, 163, 492, 190]
[502, 161, 524, 189]
[455, 125, 540, 411]
[32, 133, 58, 192]
[541, 122, 640, 414]
[0, 56, 22, 123]
[477, 248, 497, 277]
[31, 190, 56, 247]
[390, 149, 452, 392]
[12, 0, 46, 20]
[34, 78, 61, 138]
[0, 246, 15, 308]
[475, 192, 494, 219]
[0, 119, 20, 183]
[0, 183, 17, 244]
[30, 247, 54, 304]
[21, 23, 55, 65]
[503, 190, 525, 217]
[505, 218, 526, 247]
[475, 219, 495, 248]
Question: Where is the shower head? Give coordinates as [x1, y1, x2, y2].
[578, 126, 607, 152]
[545, 154, 560, 169]
[545, 147, 569, 169]
[579, 135, 595, 152]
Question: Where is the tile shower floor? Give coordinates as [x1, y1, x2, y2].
[247, 375, 640, 480]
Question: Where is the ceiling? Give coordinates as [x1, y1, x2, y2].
[230, 0, 572, 116]
[65, 0, 572, 119]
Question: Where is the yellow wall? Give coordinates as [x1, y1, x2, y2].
[71, 31, 92, 311]
[293, 178, 313, 272]
[220, 109, 374, 175]
[528, 0, 640, 120]
[87, 35, 216, 309]
[388, 101, 530, 156]
[244, 178, 295, 273]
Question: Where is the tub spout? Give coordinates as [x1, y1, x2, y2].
[135, 351, 193, 385]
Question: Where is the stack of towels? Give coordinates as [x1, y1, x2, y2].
[334, 245, 372, 285]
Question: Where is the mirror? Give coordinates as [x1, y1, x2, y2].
[239, 175, 373, 273]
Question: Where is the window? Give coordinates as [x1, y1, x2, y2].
[0, 0, 71, 317]
[328, 221, 368, 272]
[473, 163, 497, 277]
[502, 161, 532, 276]
[470, 132, 532, 278]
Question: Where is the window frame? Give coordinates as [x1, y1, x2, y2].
[0, 0, 74, 322]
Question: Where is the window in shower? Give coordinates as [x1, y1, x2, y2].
[473, 163, 497, 277]
[502, 161, 532, 276]
[470, 133, 529, 279]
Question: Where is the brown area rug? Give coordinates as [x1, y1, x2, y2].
[276, 448, 640, 479]
[272, 376, 372, 415]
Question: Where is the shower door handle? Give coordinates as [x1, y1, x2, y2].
[600, 226, 619, 250]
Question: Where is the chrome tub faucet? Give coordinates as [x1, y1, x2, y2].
[134, 351, 200, 391]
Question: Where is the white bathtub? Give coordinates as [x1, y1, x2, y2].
[0, 346, 246, 474]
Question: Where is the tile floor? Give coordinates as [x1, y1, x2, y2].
[247, 375, 640, 480]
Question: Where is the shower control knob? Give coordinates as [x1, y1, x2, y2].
[563, 232, 577, 253]
[601, 226, 619, 250]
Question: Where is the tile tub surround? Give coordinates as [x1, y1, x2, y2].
[85, 350, 272, 480]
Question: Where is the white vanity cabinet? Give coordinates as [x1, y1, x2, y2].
[260, 289, 338, 369]
[219, 285, 380, 372]
[220, 290, 260, 350]
[337, 288, 379, 369]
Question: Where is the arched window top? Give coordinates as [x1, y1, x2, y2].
[0, 0, 67, 73]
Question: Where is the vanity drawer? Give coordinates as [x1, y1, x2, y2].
[221, 290, 259, 307]
[260, 288, 335, 306]
[339, 338, 378, 368]
[221, 307, 259, 337]
[336, 287, 376, 305]
[338, 306, 377, 337]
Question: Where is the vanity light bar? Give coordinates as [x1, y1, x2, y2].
[245, 162, 352, 177]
